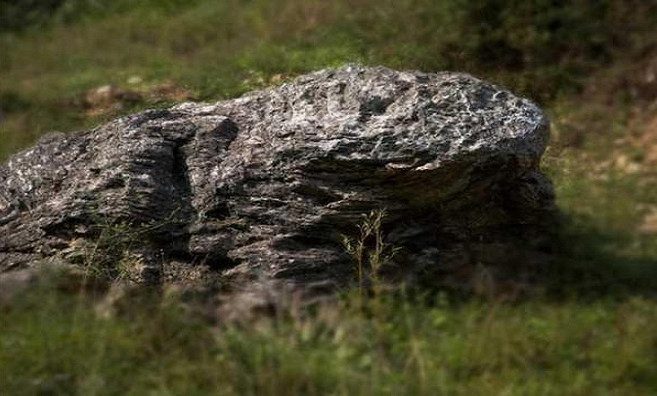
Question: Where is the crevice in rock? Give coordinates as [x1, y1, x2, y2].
[205, 254, 240, 271]
[358, 95, 393, 121]
[205, 202, 230, 220]
[291, 182, 343, 206]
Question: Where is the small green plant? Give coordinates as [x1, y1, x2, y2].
[65, 210, 183, 284]
[69, 219, 147, 283]
[341, 209, 400, 296]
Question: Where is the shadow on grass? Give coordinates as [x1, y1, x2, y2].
[537, 213, 657, 300]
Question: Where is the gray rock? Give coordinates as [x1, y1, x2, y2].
[0, 65, 555, 295]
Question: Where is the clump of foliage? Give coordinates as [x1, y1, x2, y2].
[62, 210, 184, 283]
[0, 0, 66, 31]
[66, 220, 148, 282]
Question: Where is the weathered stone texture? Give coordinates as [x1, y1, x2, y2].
[0, 65, 555, 293]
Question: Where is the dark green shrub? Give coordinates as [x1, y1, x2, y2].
[0, 0, 203, 31]
[0, 0, 66, 31]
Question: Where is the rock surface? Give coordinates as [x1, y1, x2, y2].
[0, 65, 555, 295]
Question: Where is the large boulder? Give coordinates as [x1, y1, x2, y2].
[0, 65, 554, 295]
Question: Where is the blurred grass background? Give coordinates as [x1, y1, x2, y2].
[1, 0, 657, 394]
[1, 0, 656, 158]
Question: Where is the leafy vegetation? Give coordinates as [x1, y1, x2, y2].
[1, 0, 657, 394]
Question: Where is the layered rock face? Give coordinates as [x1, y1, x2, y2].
[0, 66, 554, 293]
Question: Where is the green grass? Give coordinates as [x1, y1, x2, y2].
[2, 0, 656, 158]
[2, 0, 657, 394]
[538, 94, 657, 296]
[2, 284, 657, 395]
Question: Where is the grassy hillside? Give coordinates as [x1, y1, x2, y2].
[1, 1, 657, 394]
